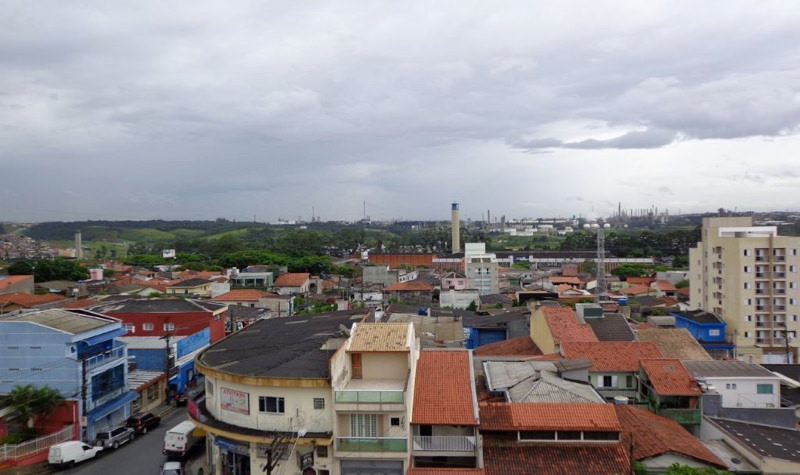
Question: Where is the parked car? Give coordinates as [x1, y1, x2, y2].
[160, 461, 183, 475]
[94, 426, 135, 449]
[48, 441, 103, 468]
[127, 412, 161, 434]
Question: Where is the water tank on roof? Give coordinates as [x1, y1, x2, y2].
[613, 396, 629, 405]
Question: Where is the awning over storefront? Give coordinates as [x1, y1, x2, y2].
[79, 328, 127, 347]
[87, 390, 137, 422]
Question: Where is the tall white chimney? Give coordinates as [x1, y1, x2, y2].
[451, 203, 460, 253]
[75, 230, 83, 259]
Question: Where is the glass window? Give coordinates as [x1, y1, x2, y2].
[757, 384, 773, 394]
[143, 323, 154, 331]
[519, 431, 555, 440]
[350, 414, 377, 438]
[316, 445, 328, 458]
[259, 396, 285, 414]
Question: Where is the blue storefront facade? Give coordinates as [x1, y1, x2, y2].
[124, 328, 209, 397]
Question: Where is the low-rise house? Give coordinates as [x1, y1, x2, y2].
[474, 336, 542, 357]
[479, 403, 630, 475]
[651, 279, 678, 298]
[273, 272, 311, 295]
[637, 327, 713, 361]
[671, 310, 733, 359]
[211, 289, 272, 307]
[0, 274, 34, 295]
[462, 310, 530, 350]
[620, 284, 653, 297]
[639, 359, 703, 428]
[128, 370, 167, 414]
[383, 281, 433, 306]
[683, 360, 782, 408]
[616, 405, 725, 473]
[439, 289, 480, 310]
[0, 292, 67, 313]
[166, 278, 213, 297]
[441, 271, 467, 290]
[411, 350, 480, 470]
[560, 341, 663, 401]
[530, 305, 598, 354]
[586, 313, 636, 342]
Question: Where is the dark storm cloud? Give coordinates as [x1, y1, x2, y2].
[1, 1, 800, 220]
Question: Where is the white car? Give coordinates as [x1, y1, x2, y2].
[160, 461, 183, 475]
[48, 441, 103, 468]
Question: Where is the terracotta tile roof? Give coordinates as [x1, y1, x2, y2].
[60, 298, 101, 309]
[0, 275, 33, 291]
[0, 292, 67, 308]
[483, 438, 630, 475]
[660, 296, 678, 306]
[348, 322, 410, 352]
[653, 280, 677, 291]
[474, 336, 543, 357]
[616, 405, 726, 468]
[550, 276, 582, 285]
[479, 402, 621, 432]
[560, 342, 663, 372]
[641, 359, 701, 396]
[383, 281, 433, 292]
[620, 284, 651, 295]
[412, 350, 477, 426]
[408, 470, 484, 475]
[139, 280, 170, 293]
[676, 286, 691, 297]
[273, 272, 310, 287]
[637, 328, 712, 361]
[542, 307, 598, 344]
[181, 270, 224, 280]
[627, 276, 654, 286]
[212, 289, 271, 301]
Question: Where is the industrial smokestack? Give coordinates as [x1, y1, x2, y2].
[451, 203, 460, 253]
[75, 230, 83, 259]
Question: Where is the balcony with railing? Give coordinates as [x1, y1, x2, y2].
[756, 305, 770, 312]
[412, 436, 476, 453]
[659, 408, 701, 426]
[334, 379, 406, 412]
[756, 272, 769, 279]
[84, 343, 127, 373]
[335, 437, 407, 452]
[774, 272, 786, 279]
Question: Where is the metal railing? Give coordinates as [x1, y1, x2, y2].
[412, 436, 475, 452]
[85, 344, 126, 372]
[0, 425, 75, 461]
[334, 390, 404, 404]
[335, 437, 407, 452]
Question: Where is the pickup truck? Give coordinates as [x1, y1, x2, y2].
[94, 426, 135, 449]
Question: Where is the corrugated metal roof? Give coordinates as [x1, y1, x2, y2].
[348, 323, 410, 352]
[0, 308, 115, 335]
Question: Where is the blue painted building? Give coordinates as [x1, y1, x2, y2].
[671, 309, 734, 358]
[120, 327, 209, 395]
[460, 310, 529, 349]
[0, 309, 135, 441]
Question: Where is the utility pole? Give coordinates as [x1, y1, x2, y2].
[81, 357, 88, 441]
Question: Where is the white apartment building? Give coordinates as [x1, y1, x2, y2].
[464, 243, 499, 295]
[689, 217, 799, 363]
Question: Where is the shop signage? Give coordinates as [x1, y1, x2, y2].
[220, 387, 250, 414]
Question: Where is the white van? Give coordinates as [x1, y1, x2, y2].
[163, 420, 201, 459]
[48, 441, 103, 468]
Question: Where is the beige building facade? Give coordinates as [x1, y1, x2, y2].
[690, 217, 799, 363]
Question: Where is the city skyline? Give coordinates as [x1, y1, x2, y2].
[2, 1, 800, 222]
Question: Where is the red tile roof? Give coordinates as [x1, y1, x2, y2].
[273, 272, 310, 287]
[479, 402, 620, 432]
[60, 298, 101, 309]
[482, 438, 630, 475]
[653, 280, 677, 291]
[616, 405, 726, 468]
[676, 287, 691, 297]
[550, 276, 582, 285]
[0, 275, 33, 291]
[620, 284, 651, 295]
[383, 281, 433, 292]
[542, 307, 598, 344]
[408, 470, 484, 475]
[560, 342, 663, 372]
[641, 359, 701, 396]
[0, 292, 67, 308]
[474, 336, 543, 357]
[413, 351, 477, 426]
[627, 276, 654, 286]
[212, 289, 271, 301]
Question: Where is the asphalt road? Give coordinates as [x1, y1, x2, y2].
[54, 408, 189, 475]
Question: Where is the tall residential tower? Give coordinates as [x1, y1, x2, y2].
[690, 217, 799, 363]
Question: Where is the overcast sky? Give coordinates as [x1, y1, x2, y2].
[2, 1, 800, 223]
